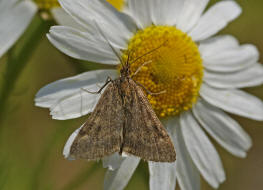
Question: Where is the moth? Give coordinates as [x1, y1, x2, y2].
[67, 26, 176, 162]
[67, 57, 176, 163]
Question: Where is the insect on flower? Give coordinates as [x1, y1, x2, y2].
[66, 28, 176, 162]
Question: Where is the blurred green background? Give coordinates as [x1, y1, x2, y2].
[0, 0, 262, 190]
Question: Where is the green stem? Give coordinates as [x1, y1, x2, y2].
[137, 162, 149, 188]
[0, 15, 55, 125]
[29, 122, 73, 190]
[61, 163, 100, 190]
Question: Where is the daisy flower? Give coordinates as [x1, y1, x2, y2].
[35, 0, 263, 190]
[0, 0, 105, 58]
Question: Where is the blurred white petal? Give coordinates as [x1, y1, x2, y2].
[200, 84, 263, 121]
[190, 1, 241, 41]
[149, 161, 176, 190]
[0, 0, 18, 10]
[48, 26, 119, 64]
[204, 63, 263, 88]
[51, 8, 86, 31]
[166, 118, 200, 190]
[103, 153, 125, 171]
[180, 112, 225, 188]
[127, 0, 183, 27]
[193, 100, 252, 157]
[155, 0, 184, 26]
[177, 0, 209, 32]
[35, 70, 118, 120]
[199, 35, 239, 55]
[127, 0, 153, 28]
[0, 1, 37, 57]
[49, 91, 99, 120]
[104, 156, 140, 190]
[59, 0, 137, 49]
[63, 124, 84, 160]
[201, 44, 259, 72]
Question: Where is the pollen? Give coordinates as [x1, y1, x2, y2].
[34, 0, 59, 9]
[107, 0, 124, 10]
[34, 0, 124, 11]
[122, 25, 203, 118]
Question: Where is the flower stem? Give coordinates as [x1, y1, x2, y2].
[29, 122, 74, 190]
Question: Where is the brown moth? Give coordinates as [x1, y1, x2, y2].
[67, 23, 176, 162]
[68, 55, 176, 162]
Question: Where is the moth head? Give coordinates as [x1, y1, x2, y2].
[120, 64, 131, 78]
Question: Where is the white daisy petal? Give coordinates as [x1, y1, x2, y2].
[59, 0, 137, 48]
[204, 63, 263, 88]
[127, 0, 184, 27]
[176, 0, 209, 32]
[127, 0, 152, 28]
[48, 26, 119, 64]
[63, 124, 84, 160]
[103, 153, 125, 171]
[154, 0, 184, 26]
[204, 35, 241, 48]
[149, 161, 176, 190]
[51, 8, 86, 31]
[201, 44, 259, 72]
[180, 112, 225, 188]
[104, 156, 140, 190]
[35, 70, 116, 107]
[0, 0, 17, 10]
[199, 35, 239, 56]
[200, 84, 263, 121]
[49, 92, 100, 120]
[35, 70, 118, 120]
[166, 118, 200, 190]
[193, 99, 252, 158]
[189, 1, 242, 41]
[0, 1, 37, 57]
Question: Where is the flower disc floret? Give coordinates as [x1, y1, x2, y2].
[123, 25, 203, 118]
[34, 0, 59, 9]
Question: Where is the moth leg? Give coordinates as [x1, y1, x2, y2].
[130, 60, 152, 78]
[133, 80, 166, 96]
[81, 77, 112, 94]
[96, 83, 102, 89]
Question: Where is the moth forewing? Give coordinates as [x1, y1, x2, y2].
[69, 82, 124, 160]
[121, 79, 176, 162]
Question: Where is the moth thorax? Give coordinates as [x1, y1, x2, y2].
[120, 66, 131, 77]
[122, 25, 203, 118]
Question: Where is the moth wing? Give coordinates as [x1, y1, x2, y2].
[122, 80, 176, 162]
[69, 82, 124, 160]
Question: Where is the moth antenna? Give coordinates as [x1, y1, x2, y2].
[126, 50, 131, 68]
[126, 48, 136, 67]
[92, 20, 125, 67]
[130, 60, 152, 78]
[134, 80, 167, 96]
[130, 40, 168, 65]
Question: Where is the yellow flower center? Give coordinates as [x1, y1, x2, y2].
[122, 25, 203, 118]
[107, 0, 124, 10]
[34, 0, 124, 10]
[34, 0, 60, 9]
